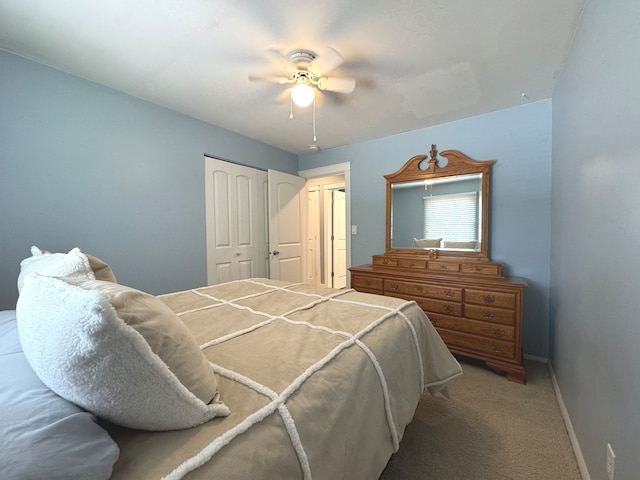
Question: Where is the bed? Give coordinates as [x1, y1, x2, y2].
[1, 247, 462, 480]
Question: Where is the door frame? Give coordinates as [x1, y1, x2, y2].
[298, 162, 351, 287]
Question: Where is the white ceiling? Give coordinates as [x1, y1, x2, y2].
[0, 0, 585, 155]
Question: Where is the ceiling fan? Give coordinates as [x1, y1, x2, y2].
[250, 47, 356, 108]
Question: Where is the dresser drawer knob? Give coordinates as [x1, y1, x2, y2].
[482, 310, 495, 319]
[430, 317, 437, 325]
[492, 328, 506, 338]
[444, 289, 454, 298]
[483, 294, 496, 304]
[364, 279, 371, 287]
[492, 345, 505, 354]
[444, 304, 454, 314]
[389, 283, 398, 291]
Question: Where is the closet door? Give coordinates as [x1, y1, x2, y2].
[204, 158, 267, 284]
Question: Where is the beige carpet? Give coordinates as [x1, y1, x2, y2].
[380, 357, 582, 480]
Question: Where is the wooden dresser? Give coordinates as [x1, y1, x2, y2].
[350, 253, 527, 383]
[358, 145, 528, 383]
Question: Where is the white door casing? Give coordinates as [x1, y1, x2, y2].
[268, 169, 306, 283]
[298, 162, 351, 288]
[204, 158, 267, 284]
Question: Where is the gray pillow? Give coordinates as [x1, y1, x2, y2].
[0, 310, 119, 480]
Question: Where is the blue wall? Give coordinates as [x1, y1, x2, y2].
[300, 100, 553, 358]
[0, 48, 554, 359]
[0, 50, 297, 310]
[551, 0, 640, 478]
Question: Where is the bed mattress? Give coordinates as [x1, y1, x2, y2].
[106, 279, 462, 480]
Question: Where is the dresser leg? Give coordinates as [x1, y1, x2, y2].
[485, 361, 526, 384]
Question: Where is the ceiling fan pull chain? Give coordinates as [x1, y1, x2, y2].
[290, 96, 294, 119]
[313, 97, 317, 142]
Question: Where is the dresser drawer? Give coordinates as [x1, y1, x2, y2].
[465, 304, 515, 326]
[414, 298, 462, 317]
[397, 258, 427, 269]
[437, 329, 515, 361]
[461, 263, 500, 275]
[429, 313, 515, 340]
[427, 261, 460, 273]
[384, 280, 462, 301]
[465, 289, 516, 309]
[373, 256, 398, 267]
[351, 275, 383, 292]
[388, 293, 462, 317]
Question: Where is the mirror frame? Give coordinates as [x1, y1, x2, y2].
[385, 145, 495, 259]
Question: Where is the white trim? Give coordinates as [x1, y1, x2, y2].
[548, 363, 591, 480]
[523, 353, 548, 363]
[298, 162, 352, 287]
[298, 162, 350, 178]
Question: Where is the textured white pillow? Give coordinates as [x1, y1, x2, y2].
[16, 274, 230, 431]
[17, 247, 95, 292]
[17, 246, 117, 292]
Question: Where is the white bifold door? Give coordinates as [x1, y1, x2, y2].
[205, 158, 268, 284]
[204, 158, 306, 285]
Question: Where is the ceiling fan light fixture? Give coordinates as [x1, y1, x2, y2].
[291, 82, 315, 107]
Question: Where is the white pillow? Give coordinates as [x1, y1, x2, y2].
[17, 246, 117, 292]
[16, 274, 230, 431]
[412, 237, 442, 248]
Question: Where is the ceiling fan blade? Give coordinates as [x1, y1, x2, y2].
[264, 48, 291, 69]
[249, 75, 292, 84]
[308, 46, 344, 76]
[317, 76, 356, 94]
[275, 88, 292, 104]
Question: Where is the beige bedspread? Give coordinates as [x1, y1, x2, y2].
[106, 279, 462, 480]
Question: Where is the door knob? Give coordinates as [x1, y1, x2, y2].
[271, 250, 280, 256]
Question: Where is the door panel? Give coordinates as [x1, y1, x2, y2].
[307, 187, 321, 286]
[268, 169, 306, 283]
[213, 171, 232, 249]
[332, 189, 347, 288]
[236, 174, 252, 246]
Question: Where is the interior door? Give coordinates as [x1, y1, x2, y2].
[205, 158, 267, 284]
[331, 189, 347, 288]
[268, 169, 306, 282]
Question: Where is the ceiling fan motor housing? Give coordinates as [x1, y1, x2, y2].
[287, 49, 316, 65]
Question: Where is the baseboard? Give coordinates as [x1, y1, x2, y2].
[523, 353, 548, 364]
[547, 363, 592, 480]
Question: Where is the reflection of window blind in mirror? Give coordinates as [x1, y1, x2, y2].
[423, 192, 478, 242]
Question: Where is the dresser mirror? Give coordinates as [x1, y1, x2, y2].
[385, 145, 494, 259]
